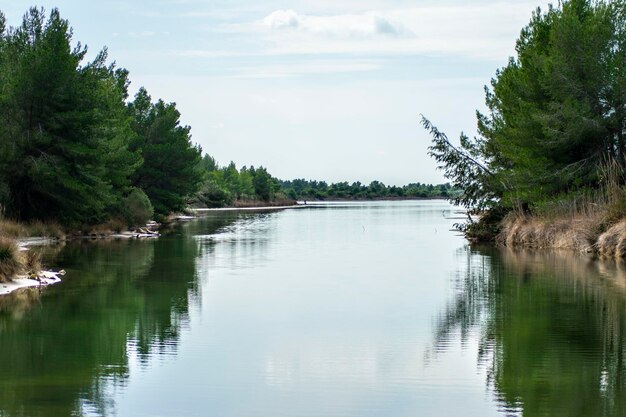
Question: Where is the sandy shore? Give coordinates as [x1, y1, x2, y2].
[0, 270, 63, 296]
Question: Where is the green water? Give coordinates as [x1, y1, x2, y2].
[0, 201, 624, 417]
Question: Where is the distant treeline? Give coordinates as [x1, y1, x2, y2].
[192, 156, 284, 208]
[0, 7, 457, 225]
[280, 179, 458, 201]
[191, 156, 458, 207]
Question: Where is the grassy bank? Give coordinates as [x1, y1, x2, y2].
[0, 216, 159, 283]
[0, 220, 66, 240]
[0, 237, 43, 283]
[485, 199, 626, 259]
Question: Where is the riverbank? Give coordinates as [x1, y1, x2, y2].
[191, 197, 448, 212]
[0, 270, 63, 296]
[192, 204, 304, 212]
[494, 212, 626, 259]
[0, 217, 163, 292]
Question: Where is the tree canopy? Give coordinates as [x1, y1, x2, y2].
[0, 8, 141, 223]
[128, 88, 204, 216]
[425, 0, 626, 213]
[0, 7, 205, 225]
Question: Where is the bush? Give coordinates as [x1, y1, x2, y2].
[23, 250, 42, 275]
[0, 238, 23, 282]
[194, 180, 233, 208]
[120, 188, 154, 227]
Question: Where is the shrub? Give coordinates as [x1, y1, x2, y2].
[0, 238, 23, 282]
[120, 188, 154, 227]
[194, 180, 233, 208]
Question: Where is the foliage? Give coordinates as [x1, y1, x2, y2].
[120, 187, 154, 226]
[252, 167, 275, 201]
[128, 88, 204, 216]
[0, 7, 141, 224]
[281, 178, 459, 201]
[192, 158, 282, 207]
[422, 118, 498, 211]
[191, 155, 456, 207]
[194, 177, 234, 208]
[0, 8, 207, 226]
[424, 0, 626, 221]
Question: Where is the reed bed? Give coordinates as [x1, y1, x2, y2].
[0, 219, 64, 239]
[497, 212, 601, 253]
[0, 238, 23, 283]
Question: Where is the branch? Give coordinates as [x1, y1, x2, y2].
[420, 115, 494, 176]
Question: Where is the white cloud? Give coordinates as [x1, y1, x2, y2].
[262, 9, 413, 39]
[263, 9, 302, 30]
[210, 2, 547, 60]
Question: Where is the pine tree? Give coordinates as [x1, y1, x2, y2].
[128, 88, 204, 216]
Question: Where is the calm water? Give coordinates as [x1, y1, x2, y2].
[1, 200, 625, 417]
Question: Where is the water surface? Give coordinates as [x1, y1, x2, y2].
[0, 201, 625, 417]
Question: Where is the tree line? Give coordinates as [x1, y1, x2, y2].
[0, 7, 458, 225]
[423, 0, 626, 237]
[192, 156, 284, 208]
[280, 179, 457, 201]
[190, 157, 457, 207]
[0, 8, 204, 226]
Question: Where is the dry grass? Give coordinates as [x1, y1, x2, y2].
[89, 219, 128, 235]
[497, 158, 626, 256]
[105, 218, 127, 233]
[497, 212, 600, 253]
[596, 221, 626, 259]
[22, 250, 42, 275]
[0, 238, 23, 283]
[25, 221, 65, 239]
[0, 219, 65, 239]
[232, 199, 297, 208]
[0, 220, 26, 238]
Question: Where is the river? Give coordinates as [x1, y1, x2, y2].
[0, 200, 624, 417]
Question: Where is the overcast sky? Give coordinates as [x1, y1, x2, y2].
[4, 1, 550, 185]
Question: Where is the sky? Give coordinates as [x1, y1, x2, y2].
[4, 0, 551, 185]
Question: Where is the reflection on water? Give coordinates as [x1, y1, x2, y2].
[434, 246, 626, 417]
[0, 233, 204, 416]
[1, 202, 626, 416]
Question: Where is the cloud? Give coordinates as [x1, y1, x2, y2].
[209, 2, 547, 60]
[263, 9, 302, 30]
[262, 9, 413, 39]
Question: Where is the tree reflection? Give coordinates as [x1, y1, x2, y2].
[433, 246, 626, 416]
[0, 212, 242, 417]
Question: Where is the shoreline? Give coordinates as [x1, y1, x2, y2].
[0, 270, 63, 296]
[493, 213, 626, 260]
[191, 197, 450, 211]
[191, 204, 305, 212]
